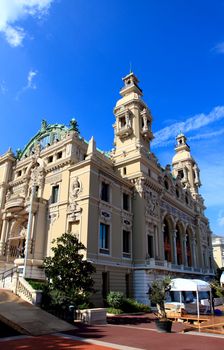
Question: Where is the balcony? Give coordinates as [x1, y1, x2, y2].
[138, 258, 215, 276]
[5, 195, 25, 212]
[116, 125, 133, 138]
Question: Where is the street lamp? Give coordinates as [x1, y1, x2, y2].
[22, 183, 36, 278]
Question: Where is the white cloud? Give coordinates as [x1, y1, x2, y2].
[16, 69, 38, 99]
[188, 128, 224, 141]
[4, 25, 25, 47]
[212, 42, 224, 54]
[153, 106, 224, 147]
[27, 70, 38, 89]
[0, 80, 8, 94]
[0, 0, 54, 47]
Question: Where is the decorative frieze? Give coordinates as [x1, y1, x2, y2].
[45, 173, 62, 184]
[144, 189, 159, 218]
[161, 200, 194, 225]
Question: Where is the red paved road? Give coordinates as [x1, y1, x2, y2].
[0, 322, 224, 350]
[0, 335, 115, 350]
[65, 323, 224, 350]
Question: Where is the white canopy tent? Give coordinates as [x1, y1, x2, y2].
[220, 272, 224, 287]
[170, 278, 212, 320]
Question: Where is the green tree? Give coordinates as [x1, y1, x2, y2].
[148, 276, 171, 319]
[43, 233, 95, 307]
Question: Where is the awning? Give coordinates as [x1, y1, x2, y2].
[170, 278, 211, 292]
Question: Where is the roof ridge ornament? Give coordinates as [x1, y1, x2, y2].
[69, 118, 80, 133]
[41, 119, 47, 131]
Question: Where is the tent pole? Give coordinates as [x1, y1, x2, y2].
[196, 289, 200, 331]
[209, 289, 213, 314]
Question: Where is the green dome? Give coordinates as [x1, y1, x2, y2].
[19, 120, 69, 159]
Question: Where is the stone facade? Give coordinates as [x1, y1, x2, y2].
[212, 235, 224, 268]
[0, 73, 214, 306]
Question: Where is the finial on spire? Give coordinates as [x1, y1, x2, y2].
[129, 61, 132, 74]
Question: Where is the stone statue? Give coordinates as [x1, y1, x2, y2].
[41, 119, 47, 131]
[72, 177, 80, 198]
[69, 118, 80, 133]
[125, 111, 131, 128]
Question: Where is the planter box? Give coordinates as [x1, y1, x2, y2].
[155, 319, 172, 333]
[76, 308, 107, 325]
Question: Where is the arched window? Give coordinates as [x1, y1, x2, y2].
[176, 225, 182, 265]
[164, 178, 169, 190]
[186, 229, 192, 266]
[163, 217, 171, 262]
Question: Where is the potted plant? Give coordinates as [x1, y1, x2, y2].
[148, 276, 172, 333]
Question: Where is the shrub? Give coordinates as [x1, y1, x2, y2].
[106, 291, 125, 309]
[107, 307, 123, 315]
[123, 298, 150, 313]
[25, 279, 47, 291]
[78, 302, 95, 310]
[106, 292, 150, 314]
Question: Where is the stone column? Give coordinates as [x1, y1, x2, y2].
[154, 225, 159, 259]
[0, 217, 9, 256]
[183, 234, 188, 266]
[172, 229, 177, 265]
[191, 235, 196, 267]
[204, 248, 209, 268]
[161, 223, 166, 260]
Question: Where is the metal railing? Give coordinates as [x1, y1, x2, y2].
[0, 266, 42, 305]
[0, 266, 18, 288]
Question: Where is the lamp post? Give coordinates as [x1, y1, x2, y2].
[22, 183, 36, 278]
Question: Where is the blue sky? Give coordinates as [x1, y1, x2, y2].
[0, 0, 224, 235]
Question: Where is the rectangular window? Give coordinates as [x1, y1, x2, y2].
[147, 235, 154, 258]
[17, 170, 22, 177]
[123, 193, 129, 211]
[101, 182, 109, 202]
[99, 223, 110, 254]
[123, 230, 131, 258]
[119, 116, 126, 128]
[34, 185, 39, 197]
[48, 155, 53, 163]
[57, 151, 62, 159]
[178, 170, 184, 179]
[51, 185, 59, 204]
